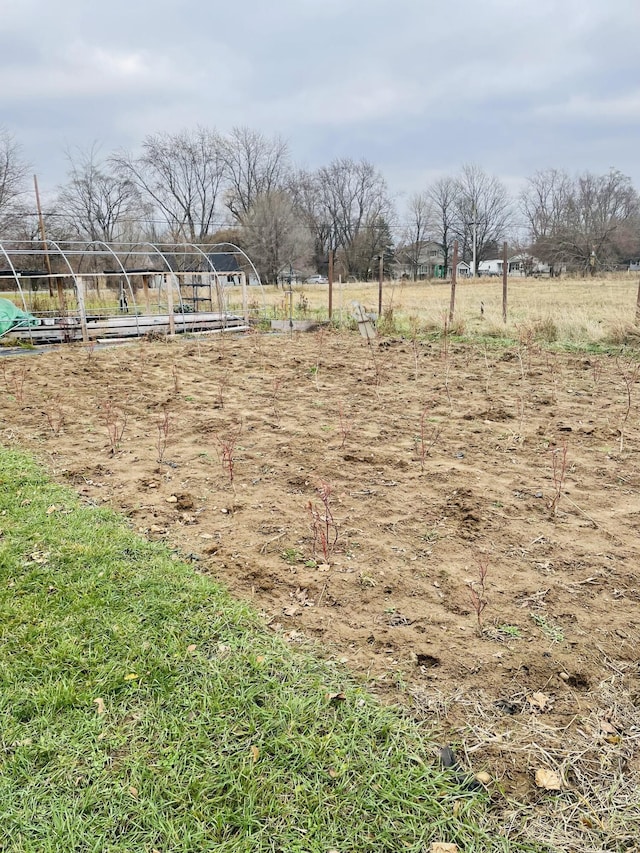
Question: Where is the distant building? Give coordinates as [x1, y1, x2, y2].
[207, 252, 243, 285]
[395, 240, 445, 279]
[507, 253, 551, 277]
[478, 254, 555, 277]
[478, 259, 504, 277]
[276, 267, 305, 286]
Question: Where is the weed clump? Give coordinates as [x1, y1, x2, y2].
[533, 316, 558, 343]
[604, 322, 640, 346]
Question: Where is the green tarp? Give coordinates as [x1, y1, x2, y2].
[0, 298, 39, 336]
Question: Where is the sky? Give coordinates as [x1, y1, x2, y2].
[1, 0, 640, 216]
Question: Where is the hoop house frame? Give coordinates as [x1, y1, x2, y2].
[0, 240, 262, 344]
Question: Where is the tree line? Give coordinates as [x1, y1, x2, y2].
[1, 125, 639, 283]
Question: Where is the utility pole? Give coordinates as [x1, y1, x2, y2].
[33, 175, 54, 298]
[378, 254, 384, 318]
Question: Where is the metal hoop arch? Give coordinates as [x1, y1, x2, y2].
[86, 240, 141, 337]
[131, 241, 188, 334]
[0, 241, 32, 342]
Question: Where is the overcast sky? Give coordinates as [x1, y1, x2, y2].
[2, 0, 640, 214]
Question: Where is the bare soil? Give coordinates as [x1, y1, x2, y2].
[2, 329, 639, 848]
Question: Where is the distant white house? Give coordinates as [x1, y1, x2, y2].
[508, 253, 551, 277]
[478, 259, 504, 277]
[478, 254, 554, 277]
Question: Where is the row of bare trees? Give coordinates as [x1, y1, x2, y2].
[0, 126, 395, 283]
[520, 168, 640, 274]
[59, 127, 291, 246]
[402, 165, 640, 277]
[401, 165, 511, 279]
[2, 124, 640, 281]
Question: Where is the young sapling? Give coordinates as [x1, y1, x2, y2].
[409, 315, 421, 381]
[43, 400, 65, 436]
[467, 553, 489, 633]
[2, 363, 27, 405]
[418, 402, 440, 469]
[271, 377, 283, 425]
[308, 481, 339, 563]
[617, 358, 640, 453]
[216, 372, 230, 408]
[215, 421, 242, 485]
[548, 440, 568, 517]
[156, 409, 170, 463]
[101, 400, 127, 454]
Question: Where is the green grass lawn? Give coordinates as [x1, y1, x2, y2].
[0, 447, 546, 853]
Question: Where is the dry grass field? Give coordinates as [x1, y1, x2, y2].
[4, 273, 640, 348]
[240, 274, 640, 347]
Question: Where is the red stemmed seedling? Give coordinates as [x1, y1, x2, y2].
[308, 481, 339, 563]
[468, 553, 489, 634]
[548, 440, 568, 517]
[156, 410, 170, 463]
[43, 399, 65, 436]
[215, 421, 242, 485]
[2, 363, 27, 405]
[101, 400, 127, 454]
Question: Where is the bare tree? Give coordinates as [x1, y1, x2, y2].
[347, 215, 396, 280]
[289, 168, 334, 273]
[57, 144, 143, 242]
[111, 127, 225, 242]
[520, 169, 570, 244]
[293, 157, 393, 279]
[221, 127, 290, 222]
[241, 191, 312, 284]
[0, 128, 29, 232]
[521, 168, 640, 273]
[454, 164, 512, 271]
[397, 191, 431, 279]
[426, 176, 458, 277]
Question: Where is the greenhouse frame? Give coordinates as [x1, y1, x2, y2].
[0, 240, 262, 343]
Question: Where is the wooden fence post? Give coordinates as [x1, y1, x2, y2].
[328, 249, 334, 321]
[449, 240, 459, 324]
[502, 242, 508, 324]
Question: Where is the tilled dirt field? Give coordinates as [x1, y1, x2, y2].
[2, 329, 639, 850]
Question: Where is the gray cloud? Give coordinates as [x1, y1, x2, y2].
[1, 0, 639, 208]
